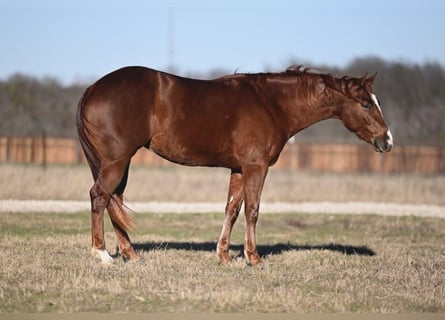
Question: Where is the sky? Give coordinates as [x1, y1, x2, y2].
[0, 0, 444, 84]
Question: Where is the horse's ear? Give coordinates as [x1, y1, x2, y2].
[360, 72, 368, 86]
[367, 72, 377, 84]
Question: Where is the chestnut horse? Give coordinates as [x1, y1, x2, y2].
[77, 65, 393, 265]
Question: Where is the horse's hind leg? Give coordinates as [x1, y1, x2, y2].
[217, 170, 244, 264]
[90, 159, 131, 264]
[107, 195, 139, 261]
[90, 180, 113, 264]
[106, 163, 140, 262]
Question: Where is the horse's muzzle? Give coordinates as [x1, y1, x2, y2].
[374, 130, 393, 153]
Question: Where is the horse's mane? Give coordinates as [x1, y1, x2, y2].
[284, 65, 374, 97]
[283, 65, 324, 76]
[216, 65, 371, 98]
[229, 65, 332, 78]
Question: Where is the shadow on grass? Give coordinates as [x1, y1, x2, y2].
[133, 241, 375, 257]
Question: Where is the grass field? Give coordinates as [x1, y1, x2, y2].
[0, 211, 444, 312]
[1, 164, 445, 204]
[1, 164, 444, 312]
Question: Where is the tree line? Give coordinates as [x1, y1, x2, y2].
[1, 57, 444, 145]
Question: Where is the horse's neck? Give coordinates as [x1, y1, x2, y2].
[289, 103, 339, 136]
[256, 76, 340, 138]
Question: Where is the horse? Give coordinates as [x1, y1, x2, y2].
[76, 65, 393, 265]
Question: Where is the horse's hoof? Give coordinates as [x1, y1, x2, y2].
[245, 251, 262, 266]
[217, 251, 232, 265]
[125, 254, 144, 264]
[91, 248, 114, 265]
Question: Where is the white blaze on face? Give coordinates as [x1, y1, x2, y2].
[386, 128, 394, 147]
[371, 93, 383, 115]
[371, 93, 393, 148]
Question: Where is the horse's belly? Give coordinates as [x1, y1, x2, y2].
[148, 133, 236, 168]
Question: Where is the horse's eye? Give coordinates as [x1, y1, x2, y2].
[363, 102, 372, 110]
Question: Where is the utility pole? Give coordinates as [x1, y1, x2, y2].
[168, 7, 176, 73]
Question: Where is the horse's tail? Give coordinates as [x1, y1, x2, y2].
[76, 85, 100, 180]
[76, 86, 134, 232]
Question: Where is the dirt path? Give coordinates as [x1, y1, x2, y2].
[0, 200, 443, 218]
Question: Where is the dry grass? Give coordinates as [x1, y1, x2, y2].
[0, 164, 444, 204]
[0, 211, 444, 312]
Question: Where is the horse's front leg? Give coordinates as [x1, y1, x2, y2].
[217, 170, 244, 264]
[242, 163, 268, 265]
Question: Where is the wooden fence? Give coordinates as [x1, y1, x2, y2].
[1, 136, 444, 174]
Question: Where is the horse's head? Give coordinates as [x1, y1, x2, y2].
[326, 73, 393, 153]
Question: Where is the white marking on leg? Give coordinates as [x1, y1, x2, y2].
[91, 248, 114, 264]
[229, 195, 234, 203]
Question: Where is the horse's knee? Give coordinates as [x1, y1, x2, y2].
[225, 205, 240, 223]
[245, 204, 259, 223]
[225, 197, 243, 222]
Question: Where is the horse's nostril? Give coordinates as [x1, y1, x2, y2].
[374, 139, 385, 153]
[374, 135, 393, 153]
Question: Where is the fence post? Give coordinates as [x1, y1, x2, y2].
[76, 140, 84, 165]
[31, 136, 37, 164]
[0, 137, 6, 162]
[41, 132, 47, 168]
[6, 136, 11, 163]
[439, 147, 445, 174]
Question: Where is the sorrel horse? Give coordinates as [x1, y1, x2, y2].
[77, 65, 393, 265]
